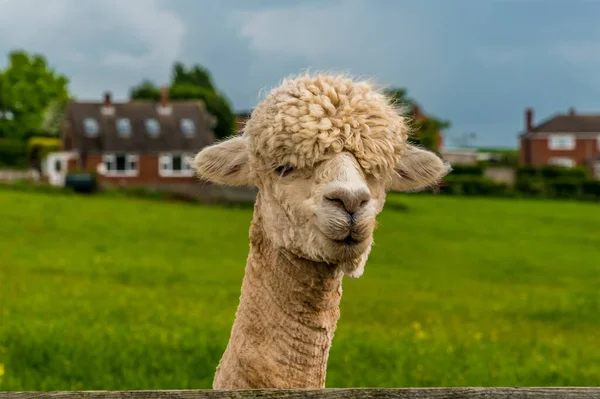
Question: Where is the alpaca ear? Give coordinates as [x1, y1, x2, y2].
[193, 136, 253, 186]
[390, 144, 451, 191]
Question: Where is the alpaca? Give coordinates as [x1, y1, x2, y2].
[192, 73, 450, 390]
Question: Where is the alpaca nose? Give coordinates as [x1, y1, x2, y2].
[324, 186, 371, 215]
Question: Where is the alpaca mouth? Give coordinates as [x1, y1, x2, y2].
[316, 221, 369, 249]
[334, 233, 362, 246]
[341, 235, 359, 245]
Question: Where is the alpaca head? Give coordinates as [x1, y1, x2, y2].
[193, 73, 449, 277]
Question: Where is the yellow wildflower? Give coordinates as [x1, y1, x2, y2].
[0, 363, 4, 377]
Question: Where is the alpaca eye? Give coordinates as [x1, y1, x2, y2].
[274, 165, 294, 176]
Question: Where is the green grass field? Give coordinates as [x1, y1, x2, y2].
[0, 190, 599, 390]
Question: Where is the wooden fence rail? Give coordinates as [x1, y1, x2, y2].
[1, 388, 599, 399]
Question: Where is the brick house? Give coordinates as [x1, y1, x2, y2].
[44, 88, 216, 188]
[519, 107, 600, 178]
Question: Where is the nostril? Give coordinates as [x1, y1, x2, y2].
[324, 188, 371, 214]
[356, 190, 371, 210]
[326, 196, 346, 209]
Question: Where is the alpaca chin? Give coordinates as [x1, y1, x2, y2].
[340, 244, 371, 278]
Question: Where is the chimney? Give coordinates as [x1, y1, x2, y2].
[101, 91, 115, 116]
[569, 107, 576, 116]
[525, 107, 534, 132]
[160, 86, 169, 107]
[104, 91, 112, 107]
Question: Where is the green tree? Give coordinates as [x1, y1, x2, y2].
[40, 99, 68, 137]
[172, 62, 215, 92]
[384, 87, 450, 152]
[130, 62, 235, 139]
[0, 50, 70, 140]
[129, 79, 161, 101]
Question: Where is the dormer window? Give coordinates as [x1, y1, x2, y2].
[180, 118, 195, 138]
[145, 118, 160, 137]
[83, 118, 99, 137]
[116, 118, 131, 138]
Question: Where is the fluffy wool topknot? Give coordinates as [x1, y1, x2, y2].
[242, 73, 410, 179]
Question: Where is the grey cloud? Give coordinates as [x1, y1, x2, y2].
[2, 0, 600, 147]
[0, 0, 185, 101]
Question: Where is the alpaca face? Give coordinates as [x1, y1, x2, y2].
[192, 73, 450, 276]
[254, 150, 385, 266]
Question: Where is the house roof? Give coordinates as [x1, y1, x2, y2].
[521, 112, 600, 138]
[65, 100, 216, 154]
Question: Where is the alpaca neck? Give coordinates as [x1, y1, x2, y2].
[213, 199, 344, 390]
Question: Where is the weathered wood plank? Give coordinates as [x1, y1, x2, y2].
[1, 388, 599, 399]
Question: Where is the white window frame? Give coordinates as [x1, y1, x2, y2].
[83, 118, 99, 137]
[158, 153, 195, 177]
[548, 134, 575, 150]
[594, 162, 600, 180]
[145, 118, 160, 137]
[548, 157, 575, 168]
[116, 118, 132, 138]
[597, 135, 600, 151]
[102, 153, 139, 177]
[180, 118, 196, 138]
[156, 105, 172, 116]
[101, 106, 115, 116]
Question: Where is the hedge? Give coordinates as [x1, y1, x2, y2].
[516, 165, 589, 179]
[442, 175, 600, 201]
[0, 139, 28, 168]
[0, 137, 62, 169]
[541, 165, 589, 179]
[512, 165, 597, 200]
[441, 175, 513, 197]
[515, 165, 538, 177]
[582, 180, 600, 196]
[514, 177, 546, 197]
[447, 164, 484, 176]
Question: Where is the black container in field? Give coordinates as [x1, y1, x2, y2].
[65, 173, 97, 193]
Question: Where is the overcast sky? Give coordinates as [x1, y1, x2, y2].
[1, 0, 599, 148]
